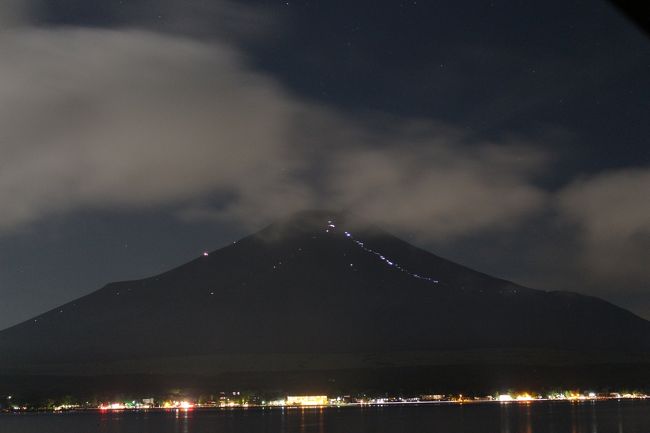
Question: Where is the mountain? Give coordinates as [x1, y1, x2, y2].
[1, 210, 650, 395]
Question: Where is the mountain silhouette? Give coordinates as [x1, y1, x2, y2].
[1, 210, 649, 394]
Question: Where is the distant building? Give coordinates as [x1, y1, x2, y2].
[286, 395, 328, 406]
[421, 394, 444, 401]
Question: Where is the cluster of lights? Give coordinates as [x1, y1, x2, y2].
[162, 400, 194, 410]
[98, 400, 194, 411]
[548, 392, 592, 401]
[498, 394, 538, 402]
[7, 390, 650, 413]
[217, 401, 250, 408]
[495, 391, 649, 402]
[326, 220, 440, 284]
[53, 404, 80, 411]
[98, 403, 127, 410]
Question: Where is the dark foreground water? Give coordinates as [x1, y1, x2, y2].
[2, 401, 650, 433]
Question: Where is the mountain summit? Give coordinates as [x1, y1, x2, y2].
[1, 210, 650, 392]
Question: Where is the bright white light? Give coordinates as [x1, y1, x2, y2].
[179, 401, 194, 409]
[203, 252, 209, 256]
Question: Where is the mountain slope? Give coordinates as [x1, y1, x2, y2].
[1, 210, 649, 378]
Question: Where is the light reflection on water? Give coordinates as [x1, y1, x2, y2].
[2, 400, 650, 433]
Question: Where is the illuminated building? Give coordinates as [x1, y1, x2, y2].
[421, 394, 445, 401]
[286, 395, 328, 406]
[515, 394, 534, 401]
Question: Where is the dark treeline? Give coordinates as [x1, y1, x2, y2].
[3, 363, 650, 407]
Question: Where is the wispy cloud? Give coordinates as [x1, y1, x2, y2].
[557, 167, 650, 285]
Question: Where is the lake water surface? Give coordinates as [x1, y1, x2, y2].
[1, 400, 649, 433]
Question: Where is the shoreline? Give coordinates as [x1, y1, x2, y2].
[3, 395, 649, 414]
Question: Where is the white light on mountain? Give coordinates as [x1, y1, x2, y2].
[326, 222, 440, 284]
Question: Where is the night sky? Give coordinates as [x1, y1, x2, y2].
[0, 0, 649, 329]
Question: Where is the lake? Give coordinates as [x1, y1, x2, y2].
[1, 400, 650, 433]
